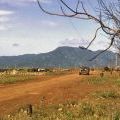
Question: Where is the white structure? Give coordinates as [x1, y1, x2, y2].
[116, 53, 120, 66]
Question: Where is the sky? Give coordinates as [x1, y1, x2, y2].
[0, 0, 112, 56]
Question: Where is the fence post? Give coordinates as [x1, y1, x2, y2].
[100, 72, 104, 77]
[27, 104, 33, 117]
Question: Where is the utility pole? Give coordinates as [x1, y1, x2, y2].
[116, 53, 118, 66]
[116, 53, 120, 66]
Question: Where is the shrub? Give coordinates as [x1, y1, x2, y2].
[113, 111, 120, 120]
[95, 91, 120, 99]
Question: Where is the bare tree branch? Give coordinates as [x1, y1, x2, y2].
[37, 0, 120, 60]
[89, 33, 117, 61]
[86, 27, 101, 49]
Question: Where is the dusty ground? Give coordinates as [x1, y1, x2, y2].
[0, 71, 102, 116]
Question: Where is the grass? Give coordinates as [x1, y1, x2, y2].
[3, 100, 120, 120]
[0, 74, 38, 84]
[86, 76, 108, 84]
[94, 90, 120, 99]
[45, 71, 70, 76]
[114, 112, 120, 120]
[82, 72, 120, 85]
[0, 70, 71, 84]
[114, 78, 120, 86]
[1, 70, 120, 119]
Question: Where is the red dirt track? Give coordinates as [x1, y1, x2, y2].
[0, 73, 96, 115]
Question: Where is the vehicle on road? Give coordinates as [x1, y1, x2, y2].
[79, 66, 90, 75]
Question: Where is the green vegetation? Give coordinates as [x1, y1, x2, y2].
[114, 78, 120, 86]
[45, 71, 69, 76]
[0, 70, 69, 84]
[0, 47, 116, 68]
[94, 91, 120, 99]
[2, 100, 120, 120]
[82, 73, 120, 85]
[1, 71, 120, 119]
[86, 76, 108, 84]
[0, 74, 37, 84]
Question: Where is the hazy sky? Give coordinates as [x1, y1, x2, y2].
[0, 0, 111, 56]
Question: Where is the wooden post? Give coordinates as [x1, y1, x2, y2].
[100, 72, 104, 77]
[27, 104, 33, 117]
[110, 69, 113, 75]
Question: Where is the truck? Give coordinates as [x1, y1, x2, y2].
[79, 66, 90, 75]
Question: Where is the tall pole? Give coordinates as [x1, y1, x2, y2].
[116, 53, 118, 66]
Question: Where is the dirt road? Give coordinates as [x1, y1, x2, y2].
[0, 73, 96, 115]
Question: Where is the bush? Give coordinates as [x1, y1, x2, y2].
[95, 91, 120, 99]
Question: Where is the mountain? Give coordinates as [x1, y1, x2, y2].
[0, 46, 116, 68]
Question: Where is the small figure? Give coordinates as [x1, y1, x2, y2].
[27, 104, 32, 117]
[100, 72, 104, 77]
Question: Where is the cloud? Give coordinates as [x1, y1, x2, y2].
[0, 17, 9, 22]
[41, 20, 59, 27]
[12, 43, 20, 47]
[0, 10, 14, 31]
[38, 0, 52, 4]
[0, 26, 7, 31]
[0, 10, 14, 16]
[0, 24, 13, 31]
[0, 0, 52, 5]
[60, 38, 89, 47]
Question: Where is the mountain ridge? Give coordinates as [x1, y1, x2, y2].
[0, 46, 116, 68]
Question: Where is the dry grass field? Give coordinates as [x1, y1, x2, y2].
[0, 69, 120, 120]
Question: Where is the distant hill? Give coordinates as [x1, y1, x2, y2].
[0, 46, 116, 68]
